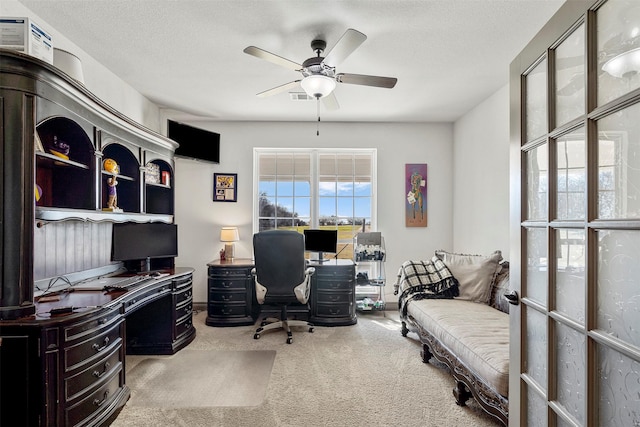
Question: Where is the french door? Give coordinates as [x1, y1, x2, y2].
[510, 1, 640, 425]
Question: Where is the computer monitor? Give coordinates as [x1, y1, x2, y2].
[303, 229, 337, 263]
[112, 222, 178, 272]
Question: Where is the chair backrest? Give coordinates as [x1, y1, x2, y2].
[253, 230, 306, 294]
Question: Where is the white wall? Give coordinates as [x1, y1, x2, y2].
[172, 121, 454, 304]
[452, 85, 510, 258]
[1, 0, 161, 130]
[9, 0, 512, 306]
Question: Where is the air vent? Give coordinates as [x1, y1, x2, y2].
[289, 92, 314, 101]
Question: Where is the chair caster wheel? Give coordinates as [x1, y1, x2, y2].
[309, 327, 314, 333]
[286, 337, 293, 344]
[260, 321, 267, 326]
[254, 334, 260, 340]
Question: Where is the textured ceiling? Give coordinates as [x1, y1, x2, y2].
[18, 0, 565, 122]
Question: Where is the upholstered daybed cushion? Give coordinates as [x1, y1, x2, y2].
[406, 298, 509, 397]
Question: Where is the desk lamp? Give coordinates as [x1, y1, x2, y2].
[220, 226, 240, 260]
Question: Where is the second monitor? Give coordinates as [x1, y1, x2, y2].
[303, 229, 337, 263]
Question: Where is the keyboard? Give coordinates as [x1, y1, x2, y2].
[104, 275, 153, 290]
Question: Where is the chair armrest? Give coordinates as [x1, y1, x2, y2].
[294, 267, 315, 304]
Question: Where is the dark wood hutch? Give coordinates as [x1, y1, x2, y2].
[0, 49, 195, 426]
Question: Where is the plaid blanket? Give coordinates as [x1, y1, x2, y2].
[394, 257, 459, 317]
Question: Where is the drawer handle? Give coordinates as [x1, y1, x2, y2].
[221, 295, 232, 301]
[92, 336, 110, 352]
[329, 295, 340, 302]
[221, 308, 232, 315]
[93, 390, 110, 407]
[186, 321, 193, 329]
[329, 308, 342, 315]
[185, 290, 192, 297]
[222, 281, 231, 288]
[93, 362, 111, 378]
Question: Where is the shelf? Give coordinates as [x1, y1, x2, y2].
[36, 207, 173, 223]
[145, 182, 171, 189]
[101, 170, 135, 181]
[36, 152, 90, 169]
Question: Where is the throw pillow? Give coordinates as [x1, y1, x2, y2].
[434, 250, 503, 304]
[490, 261, 511, 313]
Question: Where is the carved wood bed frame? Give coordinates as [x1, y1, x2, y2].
[401, 313, 508, 426]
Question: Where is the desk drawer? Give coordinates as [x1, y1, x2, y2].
[208, 267, 252, 279]
[174, 287, 193, 306]
[175, 315, 194, 339]
[174, 275, 193, 290]
[208, 302, 249, 317]
[175, 300, 193, 319]
[209, 278, 249, 290]
[209, 289, 247, 303]
[65, 343, 123, 401]
[124, 283, 172, 312]
[64, 367, 123, 427]
[64, 309, 120, 343]
[314, 266, 354, 279]
[314, 278, 354, 291]
[64, 319, 123, 372]
[314, 302, 353, 318]
[315, 290, 353, 304]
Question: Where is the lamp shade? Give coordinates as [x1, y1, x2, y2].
[300, 75, 336, 98]
[220, 226, 239, 242]
[602, 47, 640, 78]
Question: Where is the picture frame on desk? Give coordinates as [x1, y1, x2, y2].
[213, 173, 237, 202]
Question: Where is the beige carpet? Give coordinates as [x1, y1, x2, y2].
[127, 350, 276, 407]
[113, 310, 501, 427]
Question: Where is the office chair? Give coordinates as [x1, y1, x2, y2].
[252, 230, 315, 344]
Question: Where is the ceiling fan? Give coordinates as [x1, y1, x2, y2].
[243, 28, 398, 111]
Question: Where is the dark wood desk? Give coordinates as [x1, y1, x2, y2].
[206, 259, 356, 327]
[0, 268, 195, 427]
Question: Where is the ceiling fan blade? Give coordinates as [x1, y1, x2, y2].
[336, 73, 397, 88]
[243, 46, 302, 71]
[322, 29, 367, 68]
[256, 80, 301, 97]
[322, 92, 340, 110]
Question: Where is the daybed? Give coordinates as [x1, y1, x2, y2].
[395, 250, 512, 426]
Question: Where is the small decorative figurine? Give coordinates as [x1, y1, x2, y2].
[107, 176, 118, 209]
[220, 248, 226, 261]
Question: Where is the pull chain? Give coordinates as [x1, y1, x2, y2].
[316, 98, 320, 136]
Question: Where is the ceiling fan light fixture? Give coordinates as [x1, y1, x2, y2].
[602, 47, 640, 78]
[300, 75, 336, 98]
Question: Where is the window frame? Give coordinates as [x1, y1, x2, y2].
[253, 147, 377, 235]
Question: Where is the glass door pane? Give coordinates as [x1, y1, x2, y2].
[527, 145, 549, 220]
[555, 23, 585, 126]
[526, 59, 549, 141]
[597, 0, 640, 105]
[556, 129, 586, 220]
[597, 103, 640, 220]
[556, 228, 586, 323]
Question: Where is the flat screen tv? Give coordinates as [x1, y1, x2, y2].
[112, 222, 178, 272]
[168, 119, 220, 163]
[303, 229, 337, 263]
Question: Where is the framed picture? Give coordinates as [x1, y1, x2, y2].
[405, 163, 427, 227]
[213, 173, 237, 202]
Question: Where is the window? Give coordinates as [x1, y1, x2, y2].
[254, 148, 376, 260]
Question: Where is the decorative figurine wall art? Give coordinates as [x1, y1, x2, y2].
[405, 163, 427, 227]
